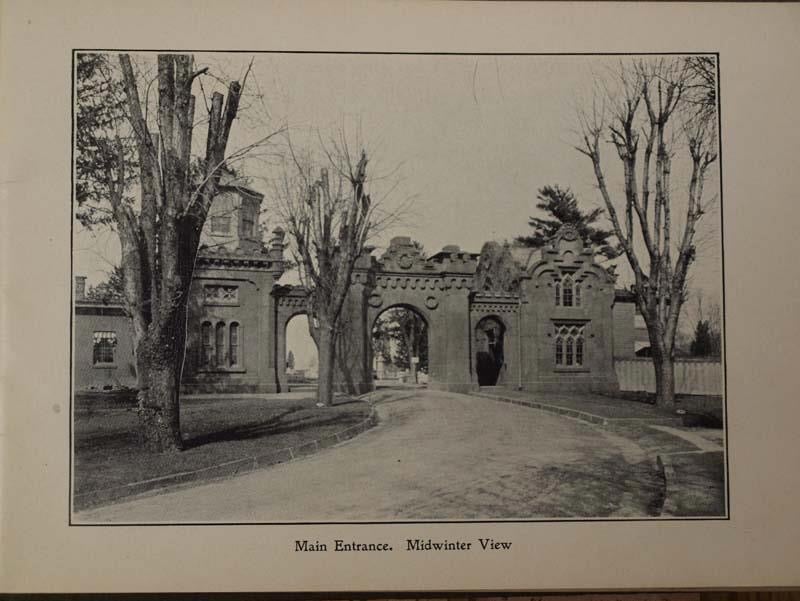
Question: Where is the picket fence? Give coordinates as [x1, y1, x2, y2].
[615, 358, 723, 396]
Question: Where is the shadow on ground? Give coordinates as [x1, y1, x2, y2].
[73, 395, 372, 504]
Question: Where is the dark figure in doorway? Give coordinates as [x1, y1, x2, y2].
[476, 317, 504, 386]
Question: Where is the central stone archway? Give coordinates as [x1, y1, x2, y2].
[362, 237, 477, 392]
[371, 304, 429, 384]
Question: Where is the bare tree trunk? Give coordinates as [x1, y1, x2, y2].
[652, 349, 676, 408]
[138, 357, 183, 452]
[643, 311, 676, 408]
[316, 325, 337, 406]
[136, 293, 191, 451]
[116, 53, 244, 452]
[408, 325, 418, 384]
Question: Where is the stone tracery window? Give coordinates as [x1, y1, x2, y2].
[554, 323, 586, 367]
[204, 285, 239, 306]
[555, 274, 580, 307]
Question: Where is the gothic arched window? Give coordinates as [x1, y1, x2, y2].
[229, 322, 240, 367]
[555, 275, 582, 307]
[215, 322, 226, 366]
[201, 321, 213, 368]
[555, 335, 564, 365]
[554, 323, 586, 367]
[562, 275, 574, 307]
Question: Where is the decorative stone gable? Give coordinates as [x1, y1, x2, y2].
[371, 238, 478, 292]
[542, 225, 596, 268]
[379, 236, 431, 272]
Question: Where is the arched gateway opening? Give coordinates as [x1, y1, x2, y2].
[475, 316, 505, 386]
[285, 313, 318, 390]
[371, 306, 429, 386]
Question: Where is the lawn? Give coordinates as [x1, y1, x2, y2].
[663, 451, 726, 516]
[73, 394, 372, 509]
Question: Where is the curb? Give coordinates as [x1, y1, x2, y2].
[74, 404, 379, 512]
[657, 454, 679, 516]
[473, 392, 682, 428]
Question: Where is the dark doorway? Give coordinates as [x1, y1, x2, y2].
[475, 316, 505, 386]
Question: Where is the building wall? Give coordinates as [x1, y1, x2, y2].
[180, 179, 282, 394]
[74, 306, 137, 391]
[181, 264, 281, 394]
[518, 228, 619, 393]
[613, 301, 637, 359]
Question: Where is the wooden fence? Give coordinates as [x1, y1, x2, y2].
[615, 358, 723, 395]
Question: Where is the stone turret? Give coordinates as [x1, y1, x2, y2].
[200, 170, 266, 254]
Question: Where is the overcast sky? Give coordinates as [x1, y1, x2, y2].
[75, 52, 723, 340]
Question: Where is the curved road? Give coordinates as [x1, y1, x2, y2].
[77, 389, 663, 523]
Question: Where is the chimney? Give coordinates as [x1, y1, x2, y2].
[270, 227, 286, 251]
[75, 276, 86, 301]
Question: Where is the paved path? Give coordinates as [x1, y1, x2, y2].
[649, 424, 724, 452]
[76, 389, 665, 523]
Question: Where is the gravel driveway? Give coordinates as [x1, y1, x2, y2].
[76, 389, 666, 523]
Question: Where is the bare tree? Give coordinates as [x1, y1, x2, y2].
[111, 53, 243, 451]
[576, 57, 718, 407]
[86, 53, 284, 452]
[271, 132, 407, 406]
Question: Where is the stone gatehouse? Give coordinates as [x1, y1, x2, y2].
[74, 185, 643, 394]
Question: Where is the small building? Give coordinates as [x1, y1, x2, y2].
[73, 276, 137, 391]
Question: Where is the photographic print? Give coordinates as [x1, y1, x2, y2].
[70, 51, 726, 525]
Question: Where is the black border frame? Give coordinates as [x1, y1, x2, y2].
[69, 49, 728, 527]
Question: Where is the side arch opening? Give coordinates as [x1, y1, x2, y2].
[475, 315, 506, 386]
[285, 313, 318, 390]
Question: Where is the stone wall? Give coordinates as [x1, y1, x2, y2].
[181, 265, 281, 394]
[181, 227, 286, 394]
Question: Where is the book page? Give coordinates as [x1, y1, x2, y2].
[2, 0, 799, 593]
